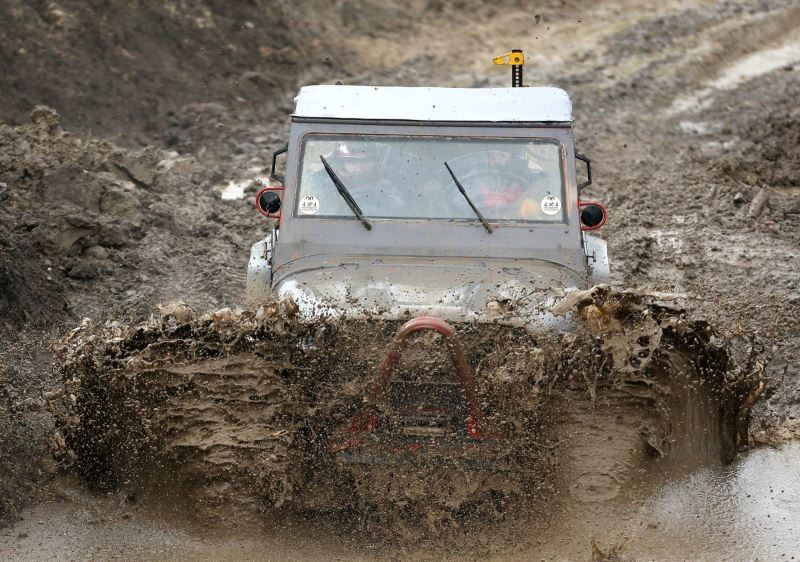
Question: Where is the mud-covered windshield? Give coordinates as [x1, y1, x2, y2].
[296, 134, 566, 222]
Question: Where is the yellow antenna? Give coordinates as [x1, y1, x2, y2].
[492, 49, 524, 87]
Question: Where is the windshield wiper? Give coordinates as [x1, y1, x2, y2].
[444, 162, 493, 234]
[319, 155, 372, 231]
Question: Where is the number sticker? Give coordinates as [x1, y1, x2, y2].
[540, 195, 561, 215]
[299, 195, 320, 215]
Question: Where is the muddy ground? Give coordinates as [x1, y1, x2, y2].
[1, 0, 799, 559]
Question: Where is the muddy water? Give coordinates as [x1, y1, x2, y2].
[1, 444, 797, 560]
[628, 442, 800, 560]
[522, 443, 800, 561]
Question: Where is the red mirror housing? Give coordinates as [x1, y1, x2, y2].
[255, 187, 284, 221]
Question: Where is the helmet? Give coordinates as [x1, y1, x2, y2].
[334, 142, 379, 160]
[330, 142, 383, 186]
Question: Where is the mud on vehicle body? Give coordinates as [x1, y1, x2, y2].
[248, 84, 609, 329]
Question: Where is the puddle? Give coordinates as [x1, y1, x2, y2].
[4, 443, 797, 560]
[628, 441, 800, 559]
[712, 41, 800, 90]
[669, 39, 800, 114]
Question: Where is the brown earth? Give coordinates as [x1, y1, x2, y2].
[1, 0, 799, 559]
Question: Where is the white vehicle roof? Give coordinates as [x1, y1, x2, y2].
[293, 85, 572, 123]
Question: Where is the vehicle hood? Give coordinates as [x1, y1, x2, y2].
[272, 256, 586, 330]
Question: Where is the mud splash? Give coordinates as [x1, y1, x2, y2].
[52, 287, 763, 536]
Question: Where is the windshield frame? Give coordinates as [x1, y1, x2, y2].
[293, 131, 568, 225]
[271, 121, 583, 274]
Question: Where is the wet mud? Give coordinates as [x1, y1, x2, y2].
[51, 288, 762, 540]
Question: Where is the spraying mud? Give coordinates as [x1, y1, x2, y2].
[50, 287, 762, 540]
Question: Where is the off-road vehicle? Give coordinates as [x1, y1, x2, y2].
[247, 62, 610, 463]
[249, 86, 607, 328]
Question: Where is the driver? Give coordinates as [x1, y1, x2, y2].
[470, 149, 549, 220]
[333, 142, 380, 187]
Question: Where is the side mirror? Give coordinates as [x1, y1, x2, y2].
[256, 187, 284, 220]
[576, 153, 592, 192]
[271, 144, 288, 185]
[579, 201, 606, 231]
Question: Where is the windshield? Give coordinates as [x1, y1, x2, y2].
[295, 134, 566, 222]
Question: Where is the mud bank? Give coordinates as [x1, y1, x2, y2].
[0, 106, 266, 521]
[0, 0, 567, 146]
[0, 107, 269, 317]
[52, 288, 762, 536]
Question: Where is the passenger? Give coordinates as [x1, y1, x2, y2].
[447, 149, 551, 221]
[487, 150, 553, 220]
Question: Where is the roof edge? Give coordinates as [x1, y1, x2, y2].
[293, 85, 573, 123]
[290, 116, 572, 127]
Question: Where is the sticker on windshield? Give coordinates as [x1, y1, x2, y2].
[540, 195, 562, 215]
[299, 195, 320, 215]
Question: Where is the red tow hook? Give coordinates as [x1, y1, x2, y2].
[348, 316, 486, 440]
